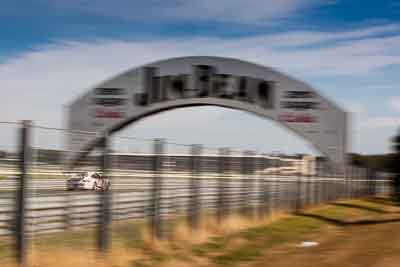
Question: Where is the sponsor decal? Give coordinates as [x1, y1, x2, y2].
[93, 98, 126, 106]
[280, 101, 318, 110]
[284, 91, 314, 98]
[95, 109, 124, 119]
[134, 65, 275, 110]
[93, 88, 126, 105]
[279, 113, 317, 123]
[95, 88, 125, 95]
[280, 90, 319, 110]
[91, 88, 127, 119]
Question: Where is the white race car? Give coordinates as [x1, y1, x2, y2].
[66, 171, 110, 191]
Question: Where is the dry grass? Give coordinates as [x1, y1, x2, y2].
[2, 197, 400, 267]
[0, 210, 336, 267]
[172, 211, 290, 241]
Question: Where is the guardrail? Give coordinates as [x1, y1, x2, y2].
[0, 120, 392, 265]
[0, 175, 389, 237]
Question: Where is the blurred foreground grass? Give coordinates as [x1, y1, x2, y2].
[1, 197, 400, 267]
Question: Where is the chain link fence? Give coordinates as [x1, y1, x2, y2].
[0, 121, 20, 263]
[0, 120, 392, 265]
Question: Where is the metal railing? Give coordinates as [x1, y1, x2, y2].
[0, 120, 392, 265]
[0, 175, 387, 235]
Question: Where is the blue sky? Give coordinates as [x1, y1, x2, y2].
[1, 0, 400, 155]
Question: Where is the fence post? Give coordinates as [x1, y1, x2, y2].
[371, 169, 377, 196]
[98, 132, 111, 253]
[357, 167, 362, 197]
[64, 193, 72, 230]
[350, 166, 354, 198]
[321, 163, 327, 203]
[353, 166, 357, 198]
[306, 173, 311, 208]
[350, 166, 354, 199]
[316, 166, 319, 204]
[150, 139, 164, 239]
[248, 151, 256, 218]
[309, 168, 314, 206]
[344, 165, 349, 199]
[295, 169, 302, 212]
[259, 154, 269, 218]
[240, 151, 251, 217]
[217, 148, 230, 224]
[362, 168, 366, 197]
[188, 144, 202, 231]
[273, 157, 280, 211]
[366, 168, 371, 196]
[366, 168, 370, 197]
[15, 120, 30, 266]
[354, 167, 358, 197]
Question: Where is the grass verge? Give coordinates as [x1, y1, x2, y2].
[1, 197, 399, 267]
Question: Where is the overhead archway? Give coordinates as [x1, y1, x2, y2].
[66, 56, 348, 169]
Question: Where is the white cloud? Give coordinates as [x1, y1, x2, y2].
[263, 24, 400, 47]
[352, 114, 400, 153]
[361, 117, 400, 129]
[345, 102, 367, 115]
[388, 96, 400, 112]
[163, 0, 322, 23]
[3, 0, 325, 24]
[1, 24, 400, 153]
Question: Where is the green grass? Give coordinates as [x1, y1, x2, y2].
[0, 239, 13, 259]
[213, 244, 263, 265]
[309, 206, 353, 220]
[305, 203, 378, 221]
[132, 260, 152, 267]
[2, 196, 398, 267]
[366, 196, 400, 207]
[111, 221, 144, 249]
[32, 227, 96, 249]
[191, 216, 324, 266]
[335, 199, 388, 213]
[193, 240, 225, 254]
[189, 198, 397, 266]
[33, 221, 146, 251]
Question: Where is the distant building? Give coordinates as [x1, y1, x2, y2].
[301, 155, 317, 176]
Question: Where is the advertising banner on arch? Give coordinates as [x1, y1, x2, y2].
[66, 56, 348, 169]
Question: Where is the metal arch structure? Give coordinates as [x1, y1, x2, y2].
[66, 56, 348, 170]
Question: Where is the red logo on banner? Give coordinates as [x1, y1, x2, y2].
[279, 113, 317, 123]
[95, 110, 123, 119]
